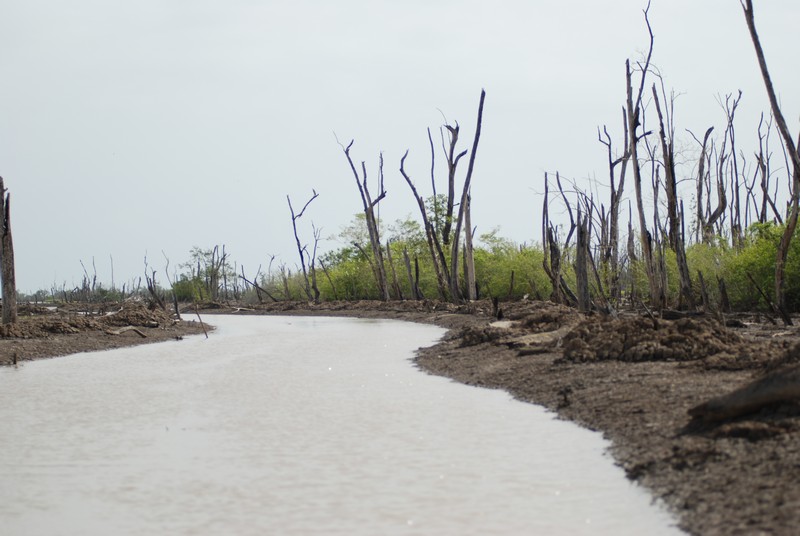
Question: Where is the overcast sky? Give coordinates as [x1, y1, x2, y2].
[1, 0, 798, 293]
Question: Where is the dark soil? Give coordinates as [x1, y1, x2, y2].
[4, 298, 800, 535]
[0, 300, 207, 365]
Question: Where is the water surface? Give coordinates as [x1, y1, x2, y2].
[0, 315, 682, 535]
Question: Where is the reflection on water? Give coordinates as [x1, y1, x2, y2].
[0, 315, 683, 535]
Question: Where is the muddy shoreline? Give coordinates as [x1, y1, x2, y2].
[4, 299, 800, 535]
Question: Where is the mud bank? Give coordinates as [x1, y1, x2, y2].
[0, 301, 207, 364]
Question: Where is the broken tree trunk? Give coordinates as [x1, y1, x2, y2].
[0, 177, 17, 325]
[463, 194, 477, 301]
[402, 248, 421, 300]
[449, 89, 486, 303]
[575, 209, 591, 313]
[742, 0, 800, 323]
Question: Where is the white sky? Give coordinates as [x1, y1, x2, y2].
[1, 0, 798, 292]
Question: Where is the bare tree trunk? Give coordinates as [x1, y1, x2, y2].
[239, 270, 279, 303]
[598, 110, 631, 303]
[287, 190, 320, 303]
[341, 143, 390, 301]
[626, 211, 637, 304]
[723, 92, 745, 249]
[400, 152, 449, 299]
[0, 177, 17, 324]
[442, 125, 467, 250]
[626, 52, 661, 307]
[545, 226, 563, 303]
[691, 126, 724, 242]
[402, 248, 421, 300]
[145, 269, 166, 311]
[317, 259, 338, 301]
[309, 224, 322, 303]
[463, 194, 477, 301]
[575, 209, 591, 313]
[697, 271, 711, 312]
[652, 84, 694, 309]
[754, 113, 783, 224]
[162, 252, 181, 320]
[449, 89, 486, 303]
[385, 240, 403, 300]
[717, 276, 731, 313]
[541, 174, 559, 301]
[742, 0, 800, 321]
[279, 265, 291, 300]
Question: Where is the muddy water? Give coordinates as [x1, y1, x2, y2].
[0, 316, 683, 535]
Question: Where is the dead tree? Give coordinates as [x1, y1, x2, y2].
[689, 126, 724, 242]
[742, 0, 800, 321]
[317, 258, 339, 300]
[626, 204, 638, 301]
[575, 208, 591, 312]
[428, 126, 459, 284]
[652, 83, 694, 309]
[239, 266, 279, 303]
[625, 2, 661, 308]
[719, 92, 745, 248]
[189, 245, 228, 302]
[143, 255, 166, 311]
[542, 172, 578, 306]
[441, 123, 468, 253]
[384, 240, 404, 300]
[278, 263, 292, 300]
[400, 91, 485, 303]
[162, 252, 181, 319]
[400, 152, 449, 299]
[644, 132, 668, 310]
[402, 248, 422, 300]
[287, 189, 320, 303]
[752, 113, 783, 224]
[463, 193, 477, 300]
[340, 142, 390, 301]
[0, 177, 17, 324]
[597, 110, 631, 302]
[581, 194, 616, 315]
[449, 89, 486, 302]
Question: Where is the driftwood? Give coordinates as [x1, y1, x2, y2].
[0, 176, 17, 324]
[105, 326, 147, 338]
[194, 305, 209, 339]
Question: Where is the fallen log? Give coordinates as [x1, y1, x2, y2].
[105, 326, 147, 338]
[689, 363, 800, 423]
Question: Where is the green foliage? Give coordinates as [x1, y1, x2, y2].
[172, 275, 206, 302]
[317, 252, 380, 300]
[473, 231, 551, 300]
[686, 240, 728, 306]
[154, 218, 800, 313]
[721, 222, 800, 311]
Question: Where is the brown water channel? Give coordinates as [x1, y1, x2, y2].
[0, 315, 684, 535]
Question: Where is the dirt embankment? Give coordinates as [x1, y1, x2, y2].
[4, 298, 800, 535]
[0, 300, 207, 365]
